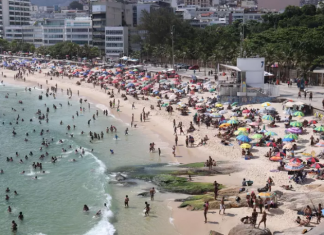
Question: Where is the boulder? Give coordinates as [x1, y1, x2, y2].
[115, 173, 127, 181]
[228, 224, 272, 235]
[137, 192, 150, 197]
[209, 231, 224, 235]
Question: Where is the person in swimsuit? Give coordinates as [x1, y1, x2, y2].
[144, 202, 150, 216]
[150, 187, 155, 201]
[204, 201, 209, 223]
[317, 203, 322, 224]
[18, 212, 24, 220]
[12, 220, 17, 231]
[125, 195, 129, 208]
[83, 205, 89, 212]
[219, 196, 225, 214]
[258, 211, 267, 228]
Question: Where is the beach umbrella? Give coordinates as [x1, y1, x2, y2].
[261, 102, 271, 107]
[236, 135, 252, 143]
[252, 134, 264, 139]
[231, 102, 238, 106]
[310, 163, 324, 169]
[234, 130, 248, 136]
[309, 120, 318, 125]
[210, 113, 222, 118]
[314, 126, 324, 132]
[287, 127, 302, 134]
[283, 143, 293, 149]
[266, 106, 276, 111]
[242, 110, 250, 113]
[266, 142, 277, 147]
[215, 103, 223, 107]
[283, 137, 294, 142]
[315, 142, 324, 147]
[265, 131, 277, 136]
[240, 143, 251, 149]
[284, 162, 304, 171]
[270, 156, 282, 161]
[290, 158, 302, 163]
[223, 102, 230, 105]
[238, 127, 247, 132]
[258, 192, 274, 198]
[262, 115, 274, 121]
[275, 152, 286, 157]
[245, 119, 252, 123]
[293, 111, 304, 117]
[284, 134, 298, 140]
[306, 157, 319, 163]
[227, 119, 239, 125]
[219, 123, 231, 128]
[290, 121, 302, 127]
[219, 110, 228, 114]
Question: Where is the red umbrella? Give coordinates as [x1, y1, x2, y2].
[309, 120, 318, 124]
[310, 163, 323, 169]
[306, 157, 319, 163]
[242, 110, 250, 113]
[289, 158, 302, 163]
[270, 156, 282, 161]
[275, 152, 286, 157]
[266, 142, 277, 147]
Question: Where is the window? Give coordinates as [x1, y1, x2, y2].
[106, 49, 123, 54]
[45, 34, 63, 38]
[72, 40, 89, 45]
[106, 36, 122, 41]
[48, 40, 63, 44]
[106, 30, 123, 35]
[72, 35, 88, 39]
[48, 29, 63, 33]
[72, 28, 89, 33]
[34, 39, 42, 42]
[106, 43, 123, 47]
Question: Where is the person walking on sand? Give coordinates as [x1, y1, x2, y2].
[158, 148, 161, 156]
[125, 195, 129, 208]
[132, 102, 135, 109]
[172, 145, 176, 157]
[258, 211, 267, 228]
[213, 181, 219, 200]
[219, 196, 225, 214]
[185, 136, 189, 148]
[204, 201, 209, 223]
[175, 134, 178, 146]
[150, 187, 155, 201]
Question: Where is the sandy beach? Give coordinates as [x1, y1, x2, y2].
[2, 66, 324, 235]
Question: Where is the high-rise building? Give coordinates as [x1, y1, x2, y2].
[0, 0, 32, 37]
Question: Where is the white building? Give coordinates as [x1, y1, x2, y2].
[4, 17, 92, 47]
[105, 26, 128, 59]
[0, 0, 32, 37]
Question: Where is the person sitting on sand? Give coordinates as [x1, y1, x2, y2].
[298, 216, 311, 226]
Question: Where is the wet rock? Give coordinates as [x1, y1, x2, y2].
[228, 224, 272, 235]
[115, 173, 127, 181]
[137, 192, 150, 197]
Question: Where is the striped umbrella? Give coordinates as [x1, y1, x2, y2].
[284, 162, 304, 171]
[284, 134, 298, 140]
[262, 115, 274, 121]
[234, 130, 249, 136]
[290, 121, 302, 127]
[315, 126, 324, 132]
[261, 102, 271, 107]
[270, 156, 283, 161]
[306, 157, 319, 163]
[315, 142, 324, 147]
[252, 134, 264, 139]
[290, 158, 302, 163]
[310, 163, 324, 169]
[265, 131, 277, 136]
[227, 119, 239, 125]
[287, 127, 302, 134]
[210, 113, 222, 118]
[275, 152, 286, 157]
[293, 111, 304, 117]
[266, 142, 277, 147]
[236, 135, 252, 143]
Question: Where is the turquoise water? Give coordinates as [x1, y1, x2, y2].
[0, 84, 173, 235]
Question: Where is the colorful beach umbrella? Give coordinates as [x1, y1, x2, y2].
[287, 127, 302, 134]
[270, 156, 282, 161]
[236, 135, 252, 143]
[290, 122, 302, 127]
[219, 123, 230, 128]
[315, 142, 324, 147]
[215, 103, 223, 107]
[252, 134, 264, 139]
[284, 162, 304, 171]
[309, 120, 318, 125]
[293, 111, 304, 117]
[240, 143, 251, 149]
[261, 102, 271, 107]
[265, 131, 277, 136]
[275, 152, 286, 157]
[231, 102, 238, 106]
[314, 126, 324, 132]
[258, 192, 274, 198]
[266, 142, 277, 147]
[310, 163, 324, 169]
[284, 134, 298, 140]
[283, 138, 294, 142]
[262, 115, 274, 121]
[227, 119, 239, 125]
[242, 110, 250, 114]
[238, 127, 247, 132]
[306, 157, 319, 163]
[290, 158, 302, 163]
[234, 130, 248, 136]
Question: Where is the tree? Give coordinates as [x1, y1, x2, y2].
[69, 1, 83, 10]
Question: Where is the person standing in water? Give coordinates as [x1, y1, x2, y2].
[150, 187, 155, 201]
[125, 195, 129, 208]
[144, 202, 150, 216]
[12, 220, 17, 231]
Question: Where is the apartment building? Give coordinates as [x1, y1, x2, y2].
[105, 26, 128, 59]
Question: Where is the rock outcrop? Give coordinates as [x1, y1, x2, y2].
[228, 224, 272, 235]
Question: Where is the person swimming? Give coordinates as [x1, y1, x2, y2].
[110, 149, 114, 154]
[83, 205, 89, 212]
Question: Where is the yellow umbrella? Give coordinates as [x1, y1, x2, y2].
[234, 130, 248, 136]
[240, 143, 251, 149]
[215, 103, 223, 107]
[219, 123, 230, 128]
[261, 102, 271, 107]
[238, 127, 247, 132]
[258, 192, 274, 198]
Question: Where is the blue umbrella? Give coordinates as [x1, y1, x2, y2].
[283, 137, 294, 142]
[236, 135, 251, 143]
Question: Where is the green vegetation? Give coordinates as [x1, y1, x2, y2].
[138, 4, 324, 78]
[179, 162, 205, 168]
[0, 38, 35, 53]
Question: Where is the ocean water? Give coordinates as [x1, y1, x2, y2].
[0, 84, 178, 235]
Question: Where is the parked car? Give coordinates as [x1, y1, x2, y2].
[175, 64, 189, 69]
[189, 65, 199, 70]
